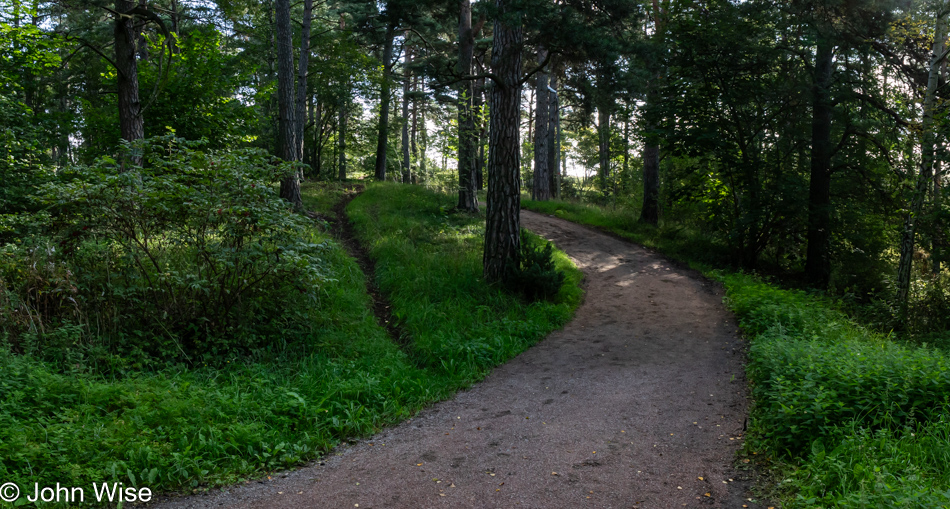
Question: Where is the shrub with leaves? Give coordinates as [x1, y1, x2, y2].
[1, 136, 332, 368]
[504, 229, 566, 301]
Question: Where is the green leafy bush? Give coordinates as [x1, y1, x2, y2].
[720, 272, 950, 455]
[785, 420, 950, 508]
[715, 271, 950, 507]
[1, 136, 331, 368]
[504, 229, 566, 301]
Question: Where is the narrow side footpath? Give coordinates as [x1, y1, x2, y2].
[152, 209, 763, 509]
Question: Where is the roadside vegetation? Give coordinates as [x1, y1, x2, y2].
[522, 197, 950, 508]
[0, 148, 580, 501]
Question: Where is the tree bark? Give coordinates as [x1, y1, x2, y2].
[411, 74, 419, 182]
[276, 0, 301, 206]
[375, 23, 397, 181]
[897, 8, 948, 319]
[338, 99, 347, 180]
[457, 0, 479, 210]
[295, 0, 313, 164]
[547, 74, 559, 197]
[804, 36, 835, 288]
[483, 0, 523, 283]
[115, 0, 145, 165]
[640, 142, 660, 224]
[402, 42, 412, 184]
[475, 73, 487, 190]
[597, 104, 611, 193]
[532, 48, 551, 201]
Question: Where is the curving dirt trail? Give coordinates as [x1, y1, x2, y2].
[152, 210, 762, 509]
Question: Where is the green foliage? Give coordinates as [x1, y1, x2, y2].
[521, 197, 728, 268]
[715, 271, 950, 506]
[347, 183, 583, 383]
[785, 421, 950, 508]
[0, 180, 583, 500]
[0, 235, 430, 498]
[140, 30, 258, 145]
[1, 136, 330, 368]
[504, 229, 566, 301]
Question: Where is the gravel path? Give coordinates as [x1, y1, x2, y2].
[152, 210, 762, 509]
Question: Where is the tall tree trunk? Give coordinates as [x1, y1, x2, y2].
[402, 42, 412, 184]
[597, 105, 611, 192]
[640, 86, 661, 224]
[375, 24, 396, 181]
[411, 74, 419, 182]
[533, 47, 551, 201]
[934, 159, 944, 274]
[115, 0, 145, 165]
[420, 90, 429, 182]
[483, 0, 523, 283]
[475, 72, 487, 190]
[315, 99, 323, 176]
[338, 99, 347, 180]
[640, 144, 660, 223]
[897, 8, 948, 319]
[169, 0, 180, 53]
[276, 0, 301, 205]
[622, 112, 630, 188]
[295, 0, 313, 163]
[457, 0, 479, 210]
[337, 14, 347, 181]
[804, 36, 835, 288]
[547, 74, 559, 197]
[304, 90, 314, 169]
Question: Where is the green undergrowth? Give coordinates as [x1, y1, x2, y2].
[347, 183, 582, 387]
[1, 180, 581, 507]
[1, 222, 431, 505]
[522, 198, 950, 507]
[521, 197, 727, 267]
[300, 180, 357, 216]
[719, 272, 950, 508]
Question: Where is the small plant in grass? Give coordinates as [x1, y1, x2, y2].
[504, 229, 566, 301]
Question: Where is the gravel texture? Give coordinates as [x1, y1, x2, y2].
[151, 210, 764, 509]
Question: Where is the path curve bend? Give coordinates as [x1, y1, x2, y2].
[154, 210, 760, 509]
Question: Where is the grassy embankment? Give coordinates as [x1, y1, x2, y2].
[0, 183, 580, 506]
[522, 197, 950, 508]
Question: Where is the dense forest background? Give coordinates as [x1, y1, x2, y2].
[4, 0, 950, 506]
[5, 0, 950, 337]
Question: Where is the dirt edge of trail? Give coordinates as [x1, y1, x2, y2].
[315, 185, 411, 351]
[150, 207, 771, 509]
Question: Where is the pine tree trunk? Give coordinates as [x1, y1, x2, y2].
[276, 0, 301, 205]
[640, 141, 660, 224]
[483, 0, 523, 283]
[115, 0, 144, 166]
[457, 0, 479, 210]
[897, 8, 948, 320]
[402, 43, 412, 184]
[294, 0, 313, 163]
[338, 99, 347, 180]
[597, 105, 611, 192]
[533, 48, 551, 201]
[475, 73, 487, 191]
[804, 36, 835, 288]
[547, 74, 558, 197]
[375, 24, 396, 181]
